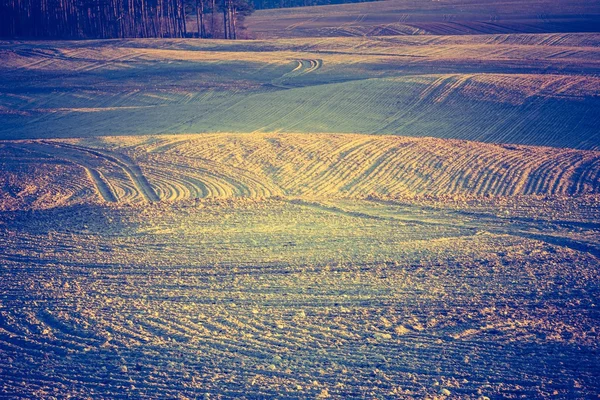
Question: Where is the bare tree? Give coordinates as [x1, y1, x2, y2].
[1, 0, 195, 38]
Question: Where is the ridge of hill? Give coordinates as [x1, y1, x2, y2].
[247, 0, 600, 39]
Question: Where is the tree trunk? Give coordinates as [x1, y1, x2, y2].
[222, 0, 228, 39]
[231, 7, 236, 39]
[210, 0, 216, 37]
[199, 0, 205, 37]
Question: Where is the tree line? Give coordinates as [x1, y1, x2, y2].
[0, 0, 377, 39]
[0, 0, 253, 39]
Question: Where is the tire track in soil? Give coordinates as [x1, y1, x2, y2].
[289, 198, 600, 259]
[21, 143, 118, 203]
[270, 58, 323, 88]
[46, 142, 160, 202]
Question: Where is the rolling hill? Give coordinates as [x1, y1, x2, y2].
[1, 34, 599, 149]
[2, 133, 599, 211]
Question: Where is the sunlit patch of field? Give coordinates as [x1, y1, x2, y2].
[7, 133, 596, 206]
[147, 131, 600, 199]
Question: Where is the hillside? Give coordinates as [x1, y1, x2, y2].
[2, 133, 599, 211]
[1, 35, 599, 149]
[246, 0, 600, 38]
